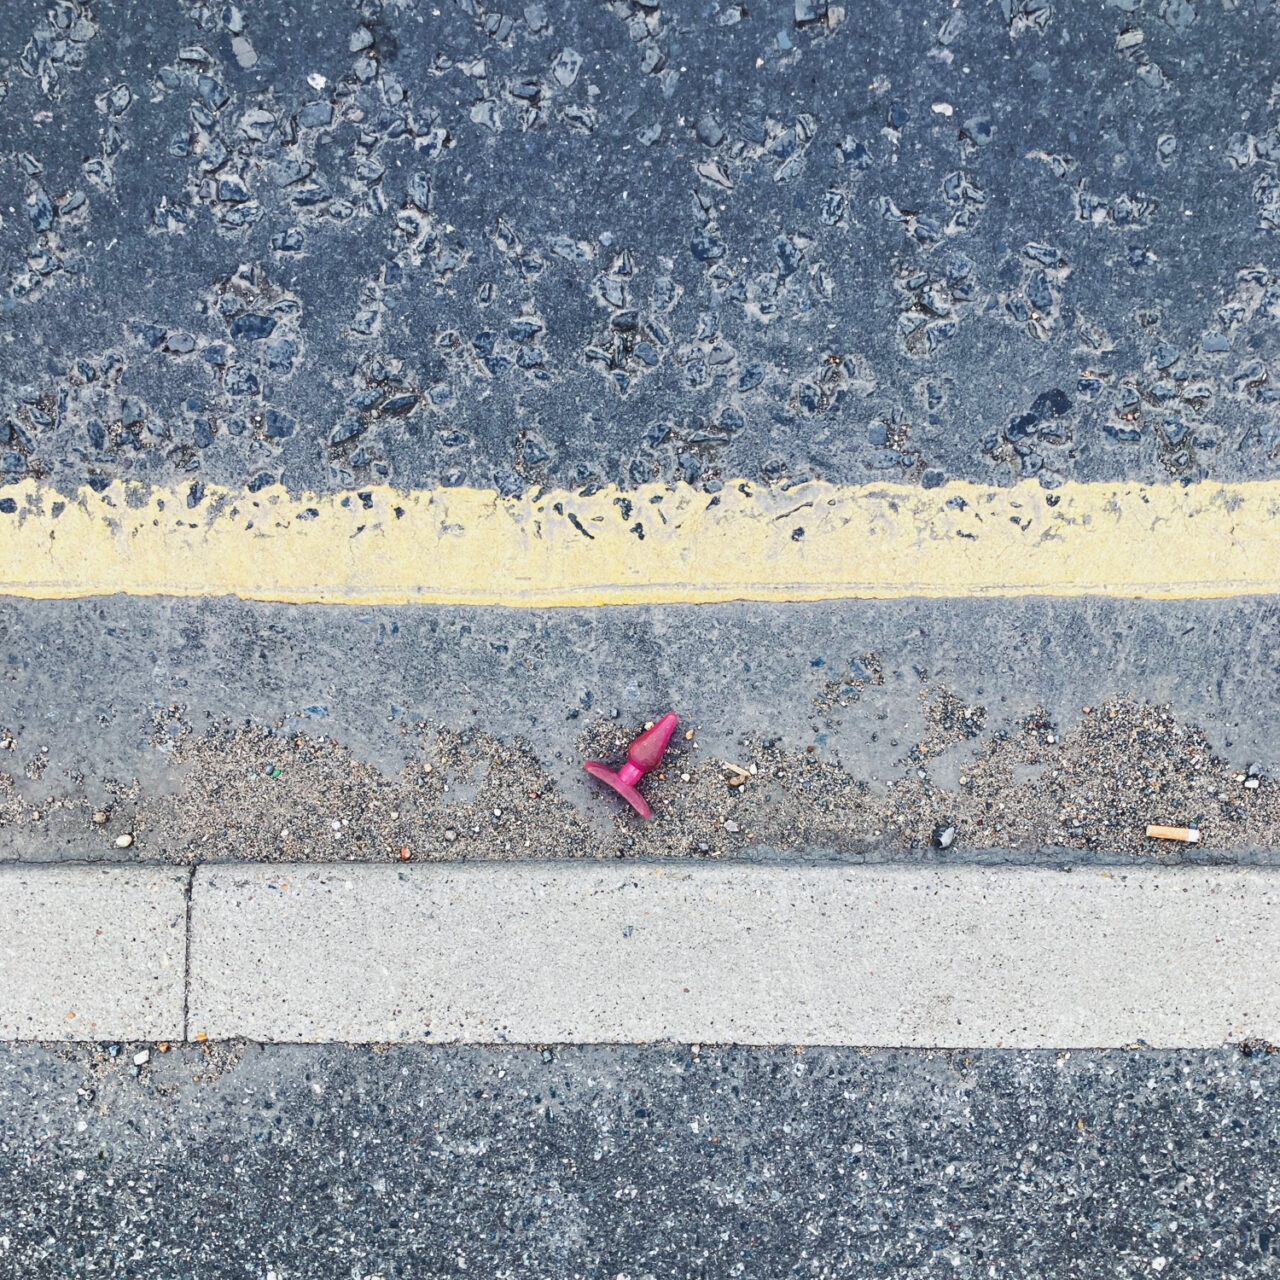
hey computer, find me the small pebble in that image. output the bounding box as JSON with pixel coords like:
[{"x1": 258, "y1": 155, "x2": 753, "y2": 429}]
[
  {"x1": 133, "y1": 1050, "x2": 149, "y2": 1066},
  {"x1": 91, "y1": 811, "x2": 108, "y2": 825},
  {"x1": 444, "y1": 829, "x2": 457, "y2": 842},
  {"x1": 115, "y1": 833, "x2": 134, "y2": 848},
  {"x1": 725, "y1": 820, "x2": 740, "y2": 833}
]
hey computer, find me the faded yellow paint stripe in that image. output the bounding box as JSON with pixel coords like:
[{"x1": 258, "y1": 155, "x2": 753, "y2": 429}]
[{"x1": 0, "y1": 477, "x2": 1276, "y2": 606}]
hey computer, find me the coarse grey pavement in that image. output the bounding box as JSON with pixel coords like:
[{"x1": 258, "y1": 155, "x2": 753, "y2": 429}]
[
  {"x1": 3, "y1": 0, "x2": 1280, "y2": 498},
  {"x1": 1, "y1": 1039, "x2": 1277, "y2": 1278},
  {"x1": 0, "y1": 864, "x2": 186, "y2": 1042}
]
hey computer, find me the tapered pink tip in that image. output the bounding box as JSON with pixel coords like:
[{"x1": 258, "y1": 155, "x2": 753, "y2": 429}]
[{"x1": 627, "y1": 712, "x2": 679, "y2": 772}]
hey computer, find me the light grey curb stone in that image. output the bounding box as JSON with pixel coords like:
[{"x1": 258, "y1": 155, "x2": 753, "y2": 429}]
[
  {"x1": 188, "y1": 863, "x2": 1280, "y2": 1048},
  {"x1": 0, "y1": 866, "x2": 188, "y2": 1041}
]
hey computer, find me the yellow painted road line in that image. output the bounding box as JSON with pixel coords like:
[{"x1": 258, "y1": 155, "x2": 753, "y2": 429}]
[{"x1": 0, "y1": 477, "x2": 1276, "y2": 606}]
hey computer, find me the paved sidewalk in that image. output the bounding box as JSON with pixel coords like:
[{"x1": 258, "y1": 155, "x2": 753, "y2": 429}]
[{"x1": 5, "y1": 862, "x2": 1279, "y2": 1047}]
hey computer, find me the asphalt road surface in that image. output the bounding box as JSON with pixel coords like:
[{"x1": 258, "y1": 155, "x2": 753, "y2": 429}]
[
  {"x1": 3, "y1": 0, "x2": 1280, "y2": 497},
  {"x1": 3, "y1": 1042, "x2": 1279, "y2": 1278},
  {"x1": 4, "y1": 0, "x2": 1280, "y2": 1276}
]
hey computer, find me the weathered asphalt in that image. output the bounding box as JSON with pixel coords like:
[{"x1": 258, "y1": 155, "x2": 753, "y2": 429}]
[
  {"x1": 1, "y1": 1042, "x2": 1277, "y2": 1278},
  {"x1": 3, "y1": 0, "x2": 1280, "y2": 497}
]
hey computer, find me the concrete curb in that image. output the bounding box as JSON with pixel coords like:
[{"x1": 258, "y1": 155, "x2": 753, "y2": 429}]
[
  {"x1": 5, "y1": 862, "x2": 1280, "y2": 1047},
  {"x1": 0, "y1": 865, "x2": 187, "y2": 1041},
  {"x1": 192, "y1": 863, "x2": 1280, "y2": 1047}
]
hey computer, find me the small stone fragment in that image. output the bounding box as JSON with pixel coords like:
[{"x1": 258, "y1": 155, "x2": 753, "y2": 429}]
[
  {"x1": 552, "y1": 47, "x2": 583, "y2": 87},
  {"x1": 696, "y1": 113, "x2": 725, "y2": 147}
]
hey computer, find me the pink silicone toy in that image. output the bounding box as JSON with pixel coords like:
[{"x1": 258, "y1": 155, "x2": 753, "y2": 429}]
[{"x1": 584, "y1": 712, "x2": 679, "y2": 819}]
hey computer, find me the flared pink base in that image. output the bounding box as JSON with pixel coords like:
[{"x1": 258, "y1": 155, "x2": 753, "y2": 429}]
[{"x1": 582, "y1": 761, "x2": 651, "y2": 818}]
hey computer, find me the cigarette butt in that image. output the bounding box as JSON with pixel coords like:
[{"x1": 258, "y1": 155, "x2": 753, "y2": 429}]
[{"x1": 1145, "y1": 824, "x2": 1199, "y2": 843}]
